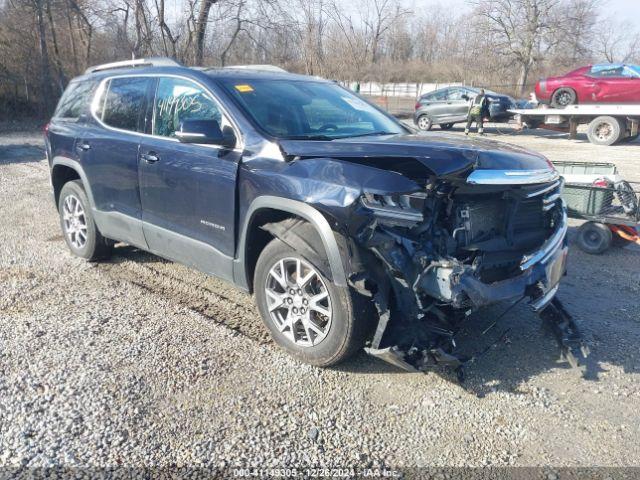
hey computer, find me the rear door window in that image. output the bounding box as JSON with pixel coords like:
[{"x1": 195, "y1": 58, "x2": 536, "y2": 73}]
[
  {"x1": 423, "y1": 90, "x2": 447, "y2": 101},
  {"x1": 54, "y1": 81, "x2": 96, "y2": 120},
  {"x1": 101, "y1": 77, "x2": 153, "y2": 132}
]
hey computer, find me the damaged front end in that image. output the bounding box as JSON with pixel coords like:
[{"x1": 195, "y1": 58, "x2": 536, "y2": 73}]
[{"x1": 353, "y1": 168, "x2": 589, "y2": 376}]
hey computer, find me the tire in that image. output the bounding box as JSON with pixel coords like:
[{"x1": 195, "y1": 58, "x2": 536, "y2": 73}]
[
  {"x1": 576, "y1": 222, "x2": 612, "y2": 254},
  {"x1": 417, "y1": 115, "x2": 433, "y2": 131},
  {"x1": 254, "y1": 227, "x2": 374, "y2": 367},
  {"x1": 587, "y1": 116, "x2": 624, "y2": 146},
  {"x1": 526, "y1": 118, "x2": 542, "y2": 129},
  {"x1": 58, "y1": 180, "x2": 112, "y2": 261},
  {"x1": 551, "y1": 87, "x2": 577, "y2": 108},
  {"x1": 440, "y1": 123, "x2": 454, "y2": 130}
]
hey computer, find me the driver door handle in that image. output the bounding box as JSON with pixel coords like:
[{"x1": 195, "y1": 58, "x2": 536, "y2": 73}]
[
  {"x1": 141, "y1": 152, "x2": 159, "y2": 164},
  {"x1": 76, "y1": 142, "x2": 91, "y2": 153}
]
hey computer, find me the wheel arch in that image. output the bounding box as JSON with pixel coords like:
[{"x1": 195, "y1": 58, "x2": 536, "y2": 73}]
[
  {"x1": 234, "y1": 196, "x2": 348, "y2": 293},
  {"x1": 51, "y1": 158, "x2": 95, "y2": 208}
]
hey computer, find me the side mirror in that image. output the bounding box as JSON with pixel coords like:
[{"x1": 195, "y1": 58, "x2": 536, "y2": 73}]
[{"x1": 176, "y1": 119, "x2": 236, "y2": 148}]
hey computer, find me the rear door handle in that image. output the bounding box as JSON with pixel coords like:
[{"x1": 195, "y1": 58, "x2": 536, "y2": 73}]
[{"x1": 141, "y1": 152, "x2": 159, "y2": 164}]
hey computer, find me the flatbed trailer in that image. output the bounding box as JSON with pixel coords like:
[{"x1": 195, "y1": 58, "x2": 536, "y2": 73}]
[{"x1": 509, "y1": 104, "x2": 640, "y2": 146}]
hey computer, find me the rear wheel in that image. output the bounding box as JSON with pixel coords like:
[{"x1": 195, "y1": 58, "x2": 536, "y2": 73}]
[
  {"x1": 576, "y1": 222, "x2": 612, "y2": 254},
  {"x1": 587, "y1": 116, "x2": 624, "y2": 146},
  {"x1": 58, "y1": 180, "x2": 112, "y2": 261},
  {"x1": 440, "y1": 123, "x2": 454, "y2": 130},
  {"x1": 254, "y1": 225, "x2": 374, "y2": 367},
  {"x1": 551, "y1": 88, "x2": 577, "y2": 108},
  {"x1": 417, "y1": 115, "x2": 433, "y2": 131}
]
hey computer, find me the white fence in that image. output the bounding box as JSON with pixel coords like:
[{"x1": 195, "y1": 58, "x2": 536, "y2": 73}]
[{"x1": 346, "y1": 82, "x2": 464, "y2": 98}]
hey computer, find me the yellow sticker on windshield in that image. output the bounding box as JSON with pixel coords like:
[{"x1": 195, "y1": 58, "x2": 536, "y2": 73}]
[{"x1": 235, "y1": 84, "x2": 254, "y2": 93}]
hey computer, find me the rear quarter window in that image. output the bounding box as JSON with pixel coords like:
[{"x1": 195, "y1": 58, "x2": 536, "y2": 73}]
[{"x1": 54, "y1": 81, "x2": 97, "y2": 120}]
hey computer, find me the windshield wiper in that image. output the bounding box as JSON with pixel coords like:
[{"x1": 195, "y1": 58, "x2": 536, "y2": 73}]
[
  {"x1": 341, "y1": 131, "x2": 398, "y2": 138},
  {"x1": 284, "y1": 134, "x2": 334, "y2": 141}
]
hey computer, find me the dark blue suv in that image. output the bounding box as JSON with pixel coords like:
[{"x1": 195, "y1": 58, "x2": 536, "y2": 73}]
[{"x1": 46, "y1": 58, "x2": 586, "y2": 374}]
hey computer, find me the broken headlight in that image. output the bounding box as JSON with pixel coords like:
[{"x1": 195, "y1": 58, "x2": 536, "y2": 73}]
[{"x1": 361, "y1": 192, "x2": 425, "y2": 224}]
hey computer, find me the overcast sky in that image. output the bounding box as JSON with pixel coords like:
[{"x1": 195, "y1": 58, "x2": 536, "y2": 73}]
[{"x1": 410, "y1": 0, "x2": 640, "y2": 22}]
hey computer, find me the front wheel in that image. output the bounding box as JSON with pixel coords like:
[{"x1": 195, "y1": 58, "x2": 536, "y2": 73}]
[
  {"x1": 254, "y1": 229, "x2": 373, "y2": 366},
  {"x1": 417, "y1": 115, "x2": 433, "y2": 131},
  {"x1": 58, "y1": 180, "x2": 112, "y2": 261}
]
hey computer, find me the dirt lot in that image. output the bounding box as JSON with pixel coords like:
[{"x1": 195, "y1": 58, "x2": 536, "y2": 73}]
[{"x1": 1, "y1": 123, "x2": 640, "y2": 473}]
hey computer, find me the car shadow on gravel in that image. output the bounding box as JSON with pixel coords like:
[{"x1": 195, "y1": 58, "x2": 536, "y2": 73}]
[{"x1": 0, "y1": 144, "x2": 45, "y2": 164}]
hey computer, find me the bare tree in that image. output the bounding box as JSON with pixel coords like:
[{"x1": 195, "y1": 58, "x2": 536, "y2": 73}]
[
  {"x1": 597, "y1": 17, "x2": 640, "y2": 63},
  {"x1": 32, "y1": 0, "x2": 56, "y2": 111},
  {"x1": 155, "y1": 0, "x2": 180, "y2": 58},
  {"x1": 363, "y1": 0, "x2": 409, "y2": 64},
  {"x1": 194, "y1": 0, "x2": 220, "y2": 65},
  {"x1": 1, "y1": 0, "x2": 639, "y2": 120},
  {"x1": 473, "y1": 0, "x2": 560, "y2": 95}
]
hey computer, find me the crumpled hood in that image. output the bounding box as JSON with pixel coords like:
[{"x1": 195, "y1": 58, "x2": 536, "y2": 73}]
[{"x1": 279, "y1": 133, "x2": 554, "y2": 179}]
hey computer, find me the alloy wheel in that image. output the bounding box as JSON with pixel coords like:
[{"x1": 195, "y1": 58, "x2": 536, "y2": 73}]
[
  {"x1": 62, "y1": 194, "x2": 88, "y2": 249},
  {"x1": 556, "y1": 91, "x2": 573, "y2": 106},
  {"x1": 264, "y1": 257, "x2": 332, "y2": 347}
]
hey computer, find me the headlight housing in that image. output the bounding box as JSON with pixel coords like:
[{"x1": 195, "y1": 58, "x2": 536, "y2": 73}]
[{"x1": 361, "y1": 192, "x2": 425, "y2": 225}]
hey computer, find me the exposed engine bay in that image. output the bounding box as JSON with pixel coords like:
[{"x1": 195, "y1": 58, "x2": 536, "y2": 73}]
[
  {"x1": 350, "y1": 174, "x2": 589, "y2": 378},
  {"x1": 268, "y1": 136, "x2": 592, "y2": 379}
]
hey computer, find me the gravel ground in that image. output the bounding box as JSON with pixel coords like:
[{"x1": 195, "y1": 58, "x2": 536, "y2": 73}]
[{"x1": 1, "y1": 124, "x2": 640, "y2": 474}]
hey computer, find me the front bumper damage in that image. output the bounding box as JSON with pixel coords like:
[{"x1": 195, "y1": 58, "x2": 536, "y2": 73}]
[{"x1": 357, "y1": 200, "x2": 589, "y2": 378}]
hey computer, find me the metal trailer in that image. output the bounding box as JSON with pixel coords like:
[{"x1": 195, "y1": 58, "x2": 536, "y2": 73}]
[
  {"x1": 553, "y1": 161, "x2": 640, "y2": 253},
  {"x1": 509, "y1": 104, "x2": 640, "y2": 146}
]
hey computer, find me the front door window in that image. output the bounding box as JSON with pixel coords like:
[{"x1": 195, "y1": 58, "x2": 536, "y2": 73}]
[{"x1": 153, "y1": 78, "x2": 223, "y2": 138}]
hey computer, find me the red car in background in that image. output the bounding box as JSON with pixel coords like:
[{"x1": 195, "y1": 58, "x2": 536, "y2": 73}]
[{"x1": 535, "y1": 64, "x2": 640, "y2": 107}]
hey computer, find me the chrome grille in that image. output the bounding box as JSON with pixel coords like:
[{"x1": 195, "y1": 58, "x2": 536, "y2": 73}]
[{"x1": 521, "y1": 178, "x2": 564, "y2": 212}]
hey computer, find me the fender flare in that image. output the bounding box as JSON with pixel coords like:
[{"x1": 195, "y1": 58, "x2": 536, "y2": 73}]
[
  {"x1": 234, "y1": 196, "x2": 348, "y2": 289},
  {"x1": 51, "y1": 157, "x2": 96, "y2": 208}
]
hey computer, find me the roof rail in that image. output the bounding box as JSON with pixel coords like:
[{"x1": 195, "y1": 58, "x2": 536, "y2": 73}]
[
  {"x1": 84, "y1": 57, "x2": 181, "y2": 75},
  {"x1": 224, "y1": 64, "x2": 287, "y2": 73}
]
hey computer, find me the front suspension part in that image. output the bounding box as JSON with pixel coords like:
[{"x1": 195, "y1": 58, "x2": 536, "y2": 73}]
[{"x1": 538, "y1": 297, "x2": 590, "y2": 368}]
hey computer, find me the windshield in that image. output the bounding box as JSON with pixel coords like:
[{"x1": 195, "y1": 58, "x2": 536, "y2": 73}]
[{"x1": 218, "y1": 78, "x2": 405, "y2": 139}]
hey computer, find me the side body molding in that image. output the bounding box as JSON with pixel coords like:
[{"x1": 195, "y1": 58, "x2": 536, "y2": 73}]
[{"x1": 235, "y1": 196, "x2": 348, "y2": 290}]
